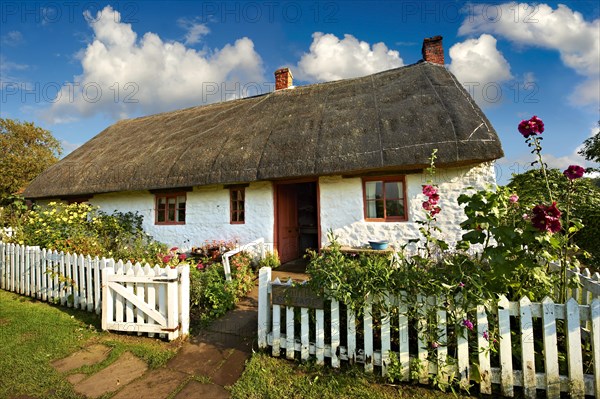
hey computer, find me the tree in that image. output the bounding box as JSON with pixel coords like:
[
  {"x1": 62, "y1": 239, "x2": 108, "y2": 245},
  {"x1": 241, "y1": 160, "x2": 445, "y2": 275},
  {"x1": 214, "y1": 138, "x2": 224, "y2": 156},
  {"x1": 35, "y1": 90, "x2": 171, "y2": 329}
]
[
  {"x1": 507, "y1": 168, "x2": 600, "y2": 268},
  {"x1": 0, "y1": 118, "x2": 62, "y2": 202},
  {"x1": 578, "y1": 121, "x2": 600, "y2": 164}
]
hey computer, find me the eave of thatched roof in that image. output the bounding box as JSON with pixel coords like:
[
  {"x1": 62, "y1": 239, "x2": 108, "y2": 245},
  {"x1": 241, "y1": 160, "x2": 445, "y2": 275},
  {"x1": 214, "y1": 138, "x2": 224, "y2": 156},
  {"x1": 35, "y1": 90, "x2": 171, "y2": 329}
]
[{"x1": 24, "y1": 62, "x2": 503, "y2": 199}]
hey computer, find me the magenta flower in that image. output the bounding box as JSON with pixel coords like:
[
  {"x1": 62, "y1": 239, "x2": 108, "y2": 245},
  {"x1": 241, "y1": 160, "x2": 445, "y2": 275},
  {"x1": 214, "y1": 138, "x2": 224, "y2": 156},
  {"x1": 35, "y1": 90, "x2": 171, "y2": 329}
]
[
  {"x1": 463, "y1": 319, "x2": 474, "y2": 330},
  {"x1": 509, "y1": 194, "x2": 519, "y2": 204},
  {"x1": 531, "y1": 202, "x2": 562, "y2": 234},
  {"x1": 196, "y1": 263, "x2": 205, "y2": 270},
  {"x1": 458, "y1": 282, "x2": 465, "y2": 288},
  {"x1": 422, "y1": 201, "x2": 433, "y2": 210},
  {"x1": 178, "y1": 253, "x2": 187, "y2": 261},
  {"x1": 422, "y1": 185, "x2": 437, "y2": 197},
  {"x1": 518, "y1": 115, "x2": 545, "y2": 138},
  {"x1": 563, "y1": 165, "x2": 584, "y2": 180},
  {"x1": 431, "y1": 341, "x2": 439, "y2": 349},
  {"x1": 430, "y1": 206, "x2": 441, "y2": 216},
  {"x1": 162, "y1": 254, "x2": 173, "y2": 264},
  {"x1": 483, "y1": 331, "x2": 489, "y2": 341}
]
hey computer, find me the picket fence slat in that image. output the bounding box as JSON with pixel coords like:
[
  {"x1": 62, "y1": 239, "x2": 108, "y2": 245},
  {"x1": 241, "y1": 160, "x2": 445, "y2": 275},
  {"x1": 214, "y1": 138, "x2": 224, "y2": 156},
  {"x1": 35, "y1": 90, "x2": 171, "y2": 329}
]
[
  {"x1": 566, "y1": 298, "x2": 585, "y2": 398},
  {"x1": 398, "y1": 293, "x2": 410, "y2": 381},
  {"x1": 591, "y1": 299, "x2": 600, "y2": 398},
  {"x1": 381, "y1": 295, "x2": 391, "y2": 377},
  {"x1": 437, "y1": 296, "x2": 448, "y2": 385},
  {"x1": 541, "y1": 297, "x2": 560, "y2": 398},
  {"x1": 498, "y1": 296, "x2": 514, "y2": 397},
  {"x1": 330, "y1": 299, "x2": 340, "y2": 368},
  {"x1": 316, "y1": 309, "x2": 325, "y2": 366},
  {"x1": 286, "y1": 306, "x2": 295, "y2": 360},
  {"x1": 363, "y1": 297, "x2": 374, "y2": 373},
  {"x1": 417, "y1": 294, "x2": 429, "y2": 384},
  {"x1": 455, "y1": 294, "x2": 470, "y2": 390},
  {"x1": 347, "y1": 308, "x2": 356, "y2": 364},
  {"x1": 272, "y1": 304, "x2": 281, "y2": 357}
]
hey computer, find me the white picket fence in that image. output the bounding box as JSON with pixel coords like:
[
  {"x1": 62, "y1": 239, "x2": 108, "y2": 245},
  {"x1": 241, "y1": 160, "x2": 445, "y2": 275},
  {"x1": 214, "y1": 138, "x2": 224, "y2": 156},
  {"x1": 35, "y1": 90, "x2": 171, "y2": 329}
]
[
  {"x1": 258, "y1": 267, "x2": 600, "y2": 398},
  {"x1": 0, "y1": 241, "x2": 189, "y2": 340}
]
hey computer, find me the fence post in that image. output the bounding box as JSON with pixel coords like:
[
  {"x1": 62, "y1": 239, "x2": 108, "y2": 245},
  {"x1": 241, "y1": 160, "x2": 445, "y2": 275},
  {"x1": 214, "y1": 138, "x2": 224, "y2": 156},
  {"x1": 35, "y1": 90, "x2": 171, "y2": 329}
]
[
  {"x1": 258, "y1": 267, "x2": 271, "y2": 349},
  {"x1": 0, "y1": 241, "x2": 4, "y2": 290},
  {"x1": 178, "y1": 264, "x2": 190, "y2": 337},
  {"x1": 166, "y1": 267, "x2": 179, "y2": 340},
  {"x1": 101, "y1": 267, "x2": 114, "y2": 331}
]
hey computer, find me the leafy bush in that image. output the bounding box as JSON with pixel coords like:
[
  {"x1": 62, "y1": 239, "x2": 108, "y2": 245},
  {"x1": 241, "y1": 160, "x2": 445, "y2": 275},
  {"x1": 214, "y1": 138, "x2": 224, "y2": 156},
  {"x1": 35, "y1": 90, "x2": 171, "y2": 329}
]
[
  {"x1": 7, "y1": 201, "x2": 166, "y2": 263},
  {"x1": 189, "y1": 251, "x2": 255, "y2": 324}
]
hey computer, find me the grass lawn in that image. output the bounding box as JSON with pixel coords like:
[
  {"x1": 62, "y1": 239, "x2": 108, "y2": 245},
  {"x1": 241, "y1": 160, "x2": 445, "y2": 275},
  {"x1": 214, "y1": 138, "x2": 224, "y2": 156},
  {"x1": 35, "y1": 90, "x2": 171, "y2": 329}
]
[
  {"x1": 0, "y1": 290, "x2": 179, "y2": 399},
  {"x1": 230, "y1": 352, "x2": 479, "y2": 399}
]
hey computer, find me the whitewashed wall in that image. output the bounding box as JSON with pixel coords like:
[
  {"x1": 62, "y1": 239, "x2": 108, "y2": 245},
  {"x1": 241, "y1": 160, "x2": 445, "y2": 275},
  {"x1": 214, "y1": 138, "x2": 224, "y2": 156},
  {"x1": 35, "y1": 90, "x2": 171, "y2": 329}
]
[
  {"x1": 89, "y1": 182, "x2": 274, "y2": 249},
  {"x1": 318, "y1": 162, "x2": 497, "y2": 250}
]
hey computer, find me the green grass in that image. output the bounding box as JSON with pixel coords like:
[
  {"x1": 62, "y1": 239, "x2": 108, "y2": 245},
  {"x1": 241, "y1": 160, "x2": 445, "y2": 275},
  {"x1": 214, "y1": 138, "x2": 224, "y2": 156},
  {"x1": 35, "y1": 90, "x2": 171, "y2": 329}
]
[
  {"x1": 229, "y1": 352, "x2": 477, "y2": 399},
  {"x1": 0, "y1": 290, "x2": 179, "y2": 399}
]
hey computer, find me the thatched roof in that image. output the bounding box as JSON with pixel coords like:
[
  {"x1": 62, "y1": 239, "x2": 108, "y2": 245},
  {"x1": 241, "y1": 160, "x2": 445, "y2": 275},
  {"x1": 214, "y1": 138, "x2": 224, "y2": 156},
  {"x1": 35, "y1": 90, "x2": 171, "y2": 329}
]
[{"x1": 24, "y1": 62, "x2": 503, "y2": 199}]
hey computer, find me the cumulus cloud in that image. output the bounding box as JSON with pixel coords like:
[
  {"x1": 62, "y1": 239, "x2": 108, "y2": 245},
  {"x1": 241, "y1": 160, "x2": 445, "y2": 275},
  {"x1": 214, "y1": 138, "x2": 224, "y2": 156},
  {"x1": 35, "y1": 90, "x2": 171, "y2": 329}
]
[
  {"x1": 459, "y1": 2, "x2": 600, "y2": 106},
  {"x1": 45, "y1": 6, "x2": 265, "y2": 123},
  {"x1": 448, "y1": 34, "x2": 513, "y2": 105},
  {"x1": 296, "y1": 32, "x2": 404, "y2": 83}
]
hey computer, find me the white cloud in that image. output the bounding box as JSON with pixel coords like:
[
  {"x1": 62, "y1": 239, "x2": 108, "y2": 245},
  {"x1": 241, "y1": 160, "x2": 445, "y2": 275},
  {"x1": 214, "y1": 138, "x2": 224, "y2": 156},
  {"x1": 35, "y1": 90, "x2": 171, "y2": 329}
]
[
  {"x1": 178, "y1": 18, "x2": 210, "y2": 45},
  {"x1": 459, "y1": 2, "x2": 600, "y2": 106},
  {"x1": 448, "y1": 34, "x2": 513, "y2": 105},
  {"x1": 0, "y1": 56, "x2": 29, "y2": 91},
  {"x1": 296, "y1": 32, "x2": 404, "y2": 83},
  {"x1": 2, "y1": 31, "x2": 24, "y2": 46},
  {"x1": 45, "y1": 6, "x2": 265, "y2": 123},
  {"x1": 60, "y1": 140, "x2": 83, "y2": 155}
]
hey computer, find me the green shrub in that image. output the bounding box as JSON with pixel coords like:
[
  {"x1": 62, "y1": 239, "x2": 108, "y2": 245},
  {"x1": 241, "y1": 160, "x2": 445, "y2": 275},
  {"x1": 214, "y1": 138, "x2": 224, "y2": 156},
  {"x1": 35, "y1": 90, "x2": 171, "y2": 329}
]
[{"x1": 189, "y1": 251, "x2": 255, "y2": 324}]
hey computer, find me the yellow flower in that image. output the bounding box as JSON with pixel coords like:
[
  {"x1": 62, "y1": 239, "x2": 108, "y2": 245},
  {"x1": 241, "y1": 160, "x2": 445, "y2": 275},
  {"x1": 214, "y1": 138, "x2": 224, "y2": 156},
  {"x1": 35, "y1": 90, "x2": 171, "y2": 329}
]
[{"x1": 62, "y1": 217, "x2": 68, "y2": 222}]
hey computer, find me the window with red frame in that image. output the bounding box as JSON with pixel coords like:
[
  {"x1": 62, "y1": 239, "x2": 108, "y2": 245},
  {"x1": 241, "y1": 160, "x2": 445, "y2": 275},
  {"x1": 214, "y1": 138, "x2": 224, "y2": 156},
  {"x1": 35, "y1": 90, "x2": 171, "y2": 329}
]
[
  {"x1": 230, "y1": 187, "x2": 245, "y2": 224},
  {"x1": 363, "y1": 177, "x2": 407, "y2": 221},
  {"x1": 155, "y1": 193, "x2": 186, "y2": 224}
]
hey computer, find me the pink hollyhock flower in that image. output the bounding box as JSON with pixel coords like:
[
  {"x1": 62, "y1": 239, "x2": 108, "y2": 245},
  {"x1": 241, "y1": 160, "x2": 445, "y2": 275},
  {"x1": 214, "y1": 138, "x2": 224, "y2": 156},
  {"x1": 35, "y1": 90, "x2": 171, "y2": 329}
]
[
  {"x1": 196, "y1": 263, "x2": 205, "y2": 270},
  {"x1": 563, "y1": 165, "x2": 585, "y2": 180},
  {"x1": 463, "y1": 319, "x2": 474, "y2": 330},
  {"x1": 422, "y1": 201, "x2": 432, "y2": 210},
  {"x1": 162, "y1": 254, "x2": 173, "y2": 264},
  {"x1": 509, "y1": 194, "x2": 519, "y2": 204},
  {"x1": 531, "y1": 202, "x2": 562, "y2": 234},
  {"x1": 431, "y1": 341, "x2": 439, "y2": 349},
  {"x1": 483, "y1": 331, "x2": 489, "y2": 341},
  {"x1": 178, "y1": 253, "x2": 187, "y2": 261},
  {"x1": 430, "y1": 206, "x2": 441, "y2": 216},
  {"x1": 428, "y1": 193, "x2": 440, "y2": 205},
  {"x1": 422, "y1": 185, "x2": 437, "y2": 197},
  {"x1": 518, "y1": 115, "x2": 544, "y2": 138},
  {"x1": 458, "y1": 282, "x2": 465, "y2": 288},
  {"x1": 170, "y1": 247, "x2": 179, "y2": 252}
]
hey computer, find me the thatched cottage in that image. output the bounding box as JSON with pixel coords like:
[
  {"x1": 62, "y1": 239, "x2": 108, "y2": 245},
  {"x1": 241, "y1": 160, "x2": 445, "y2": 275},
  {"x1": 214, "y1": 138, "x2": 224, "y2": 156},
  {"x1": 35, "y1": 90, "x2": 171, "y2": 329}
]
[{"x1": 24, "y1": 36, "x2": 503, "y2": 263}]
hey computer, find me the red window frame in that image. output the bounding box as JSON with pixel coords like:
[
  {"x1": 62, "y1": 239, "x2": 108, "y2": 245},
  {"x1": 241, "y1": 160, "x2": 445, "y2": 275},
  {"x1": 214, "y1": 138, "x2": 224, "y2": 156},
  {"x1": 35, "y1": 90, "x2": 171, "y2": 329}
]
[
  {"x1": 155, "y1": 193, "x2": 186, "y2": 225},
  {"x1": 362, "y1": 176, "x2": 408, "y2": 222},
  {"x1": 230, "y1": 187, "x2": 245, "y2": 224}
]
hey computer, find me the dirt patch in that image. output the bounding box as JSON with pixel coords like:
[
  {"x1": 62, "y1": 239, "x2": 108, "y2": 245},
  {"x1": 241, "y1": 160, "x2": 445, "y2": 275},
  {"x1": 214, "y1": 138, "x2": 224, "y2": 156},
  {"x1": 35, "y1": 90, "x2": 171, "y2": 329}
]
[
  {"x1": 52, "y1": 344, "x2": 112, "y2": 373},
  {"x1": 73, "y1": 352, "x2": 148, "y2": 398},
  {"x1": 0, "y1": 317, "x2": 10, "y2": 327}
]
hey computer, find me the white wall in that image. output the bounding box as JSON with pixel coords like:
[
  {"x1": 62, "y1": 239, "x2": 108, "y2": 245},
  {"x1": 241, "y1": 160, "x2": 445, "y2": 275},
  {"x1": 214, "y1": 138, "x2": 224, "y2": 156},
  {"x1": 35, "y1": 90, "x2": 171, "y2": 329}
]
[
  {"x1": 318, "y1": 162, "x2": 497, "y2": 250},
  {"x1": 90, "y1": 182, "x2": 274, "y2": 249}
]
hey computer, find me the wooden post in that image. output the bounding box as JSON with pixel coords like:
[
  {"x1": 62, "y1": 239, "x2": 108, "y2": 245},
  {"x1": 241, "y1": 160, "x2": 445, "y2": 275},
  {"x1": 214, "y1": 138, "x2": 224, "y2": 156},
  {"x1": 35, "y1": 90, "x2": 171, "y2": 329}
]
[
  {"x1": 101, "y1": 267, "x2": 114, "y2": 331},
  {"x1": 257, "y1": 267, "x2": 272, "y2": 349},
  {"x1": 541, "y1": 297, "x2": 560, "y2": 398},
  {"x1": 178, "y1": 264, "x2": 190, "y2": 337}
]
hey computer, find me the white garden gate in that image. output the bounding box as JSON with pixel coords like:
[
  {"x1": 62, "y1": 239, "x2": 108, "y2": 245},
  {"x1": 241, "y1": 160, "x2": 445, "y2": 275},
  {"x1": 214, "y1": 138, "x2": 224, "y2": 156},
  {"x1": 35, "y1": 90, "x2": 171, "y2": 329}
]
[{"x1": 102, "y1": 262, "x2": 189, "y2": 340}]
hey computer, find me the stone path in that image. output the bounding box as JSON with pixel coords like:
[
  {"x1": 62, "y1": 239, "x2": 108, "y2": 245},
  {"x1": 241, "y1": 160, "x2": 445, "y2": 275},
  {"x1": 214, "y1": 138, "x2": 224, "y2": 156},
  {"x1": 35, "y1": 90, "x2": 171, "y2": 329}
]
[{"x1": 49, "y1": 266, "x2": 307, "y2": 399}]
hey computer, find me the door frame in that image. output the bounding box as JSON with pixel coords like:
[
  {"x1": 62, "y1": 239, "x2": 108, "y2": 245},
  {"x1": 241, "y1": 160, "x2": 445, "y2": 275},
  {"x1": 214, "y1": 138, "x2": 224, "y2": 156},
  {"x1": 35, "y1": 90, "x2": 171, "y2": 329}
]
[{"x1": 273, "y1": 178, "x2": 321, "y2": 261}]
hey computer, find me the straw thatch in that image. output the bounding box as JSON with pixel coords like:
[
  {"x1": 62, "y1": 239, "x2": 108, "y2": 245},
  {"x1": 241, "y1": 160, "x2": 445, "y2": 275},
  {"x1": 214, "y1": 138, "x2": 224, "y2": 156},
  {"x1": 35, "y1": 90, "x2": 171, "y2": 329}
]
[{"x1": 24, "y1": 62, "x2": 503, "y2": 199}]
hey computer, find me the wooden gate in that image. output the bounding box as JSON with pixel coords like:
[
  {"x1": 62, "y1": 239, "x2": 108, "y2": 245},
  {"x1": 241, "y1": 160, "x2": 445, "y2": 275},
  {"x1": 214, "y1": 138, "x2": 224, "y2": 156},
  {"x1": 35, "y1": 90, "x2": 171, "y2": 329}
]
[{"x1": 101, "y1": 262, "x2": 189, "y2": 340}]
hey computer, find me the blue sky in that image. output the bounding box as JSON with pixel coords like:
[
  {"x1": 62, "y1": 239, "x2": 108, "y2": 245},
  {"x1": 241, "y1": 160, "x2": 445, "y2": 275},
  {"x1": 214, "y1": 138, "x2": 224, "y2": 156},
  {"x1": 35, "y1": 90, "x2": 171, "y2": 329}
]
[{"x1": 1, "y1": 1, "x2": 599, "y2": 184}]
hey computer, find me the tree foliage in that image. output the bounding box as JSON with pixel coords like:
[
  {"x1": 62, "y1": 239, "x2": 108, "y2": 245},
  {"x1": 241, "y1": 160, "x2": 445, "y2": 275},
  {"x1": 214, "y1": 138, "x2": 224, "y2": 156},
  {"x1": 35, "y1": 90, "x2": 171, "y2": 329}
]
[
  {"x1": 578, "y1": 121, "x2": 600, "y2": 164},
  {"x1": 507, "y1": 168, "x2": 600, "y2": 267},
  {"x1": 0, "y1": 118, "x2": 62, "y2": 202}
]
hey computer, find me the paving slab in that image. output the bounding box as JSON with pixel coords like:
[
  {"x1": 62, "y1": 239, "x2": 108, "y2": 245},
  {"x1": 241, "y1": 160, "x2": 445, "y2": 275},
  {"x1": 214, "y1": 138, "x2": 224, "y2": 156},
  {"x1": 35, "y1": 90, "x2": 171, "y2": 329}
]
[
  {"x1": 111, "y1": 369, "x2": 189, "y2": 399},
  {"x1": 168, "y1": 342, "x2": 228, "y2": 375},
  {"x1": 73, "y1": 352, "x2": 148, "y2": 398},
  {"x1": 52, "y1": 344, "x2": 111, "y2": 373},
  {"x1": 174, "y1": 380, "x2": 229, "y2": 399},
  {"x1": 209, "y1": 348, "x2": 251, "y2": 386},
  {"x1": 66, "y1": 373, "x2": 87, "y2": 385}
]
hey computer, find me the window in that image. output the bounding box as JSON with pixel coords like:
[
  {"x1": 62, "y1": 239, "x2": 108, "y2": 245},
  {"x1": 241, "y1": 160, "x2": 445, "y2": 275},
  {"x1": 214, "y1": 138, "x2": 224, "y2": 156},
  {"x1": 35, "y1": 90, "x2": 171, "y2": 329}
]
[
  {"x1": 155, "y1": 193, "x2": 186, "y2": 225},
  {"x1": 230, "y1": 187, "x2": 245, "y2": 224},
  {"x1": 363, "y1": 177, "x2": 407, "y2": 222}
]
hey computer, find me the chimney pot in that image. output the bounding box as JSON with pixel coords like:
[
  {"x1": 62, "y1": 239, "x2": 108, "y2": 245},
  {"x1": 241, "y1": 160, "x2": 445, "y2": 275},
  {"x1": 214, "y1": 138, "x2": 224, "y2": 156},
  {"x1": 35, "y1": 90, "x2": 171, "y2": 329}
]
[
  {"x1": 274, "y1": 68, "x2": 293, "y2": 90},
  {"x1": 422, "y1": 36, "x2": 444, "y2": 65}
]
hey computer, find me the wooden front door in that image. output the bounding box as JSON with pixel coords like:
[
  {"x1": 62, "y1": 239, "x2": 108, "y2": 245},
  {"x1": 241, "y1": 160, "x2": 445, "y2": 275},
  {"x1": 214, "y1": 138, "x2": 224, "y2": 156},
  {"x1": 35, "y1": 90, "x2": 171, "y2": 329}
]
[{"x1": 277, "y1": 185, "x2": 299, "y2": 264}]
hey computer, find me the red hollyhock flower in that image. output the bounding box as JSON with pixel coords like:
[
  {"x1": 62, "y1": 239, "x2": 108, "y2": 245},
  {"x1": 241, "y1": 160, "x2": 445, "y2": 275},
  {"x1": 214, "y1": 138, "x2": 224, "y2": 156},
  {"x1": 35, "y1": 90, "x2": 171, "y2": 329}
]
[
  {"x1": 531, "y1": 202, "x2": 562, "y2": 233},
  {"x1": 162, "y1": 254, "x2": 173, "y2": 263},
  {"x1": 422, "y1": 185, "x2": 437, "y2": 197},
  {"x1": 178, "y1": 253, "x2": 187, "y2": 261},
  {"x1": 563, "y1": 165, "x2": 584, "y2": 180},
  {"x1": 518, "y1": 115, "x2": 544, "y2": 137}
]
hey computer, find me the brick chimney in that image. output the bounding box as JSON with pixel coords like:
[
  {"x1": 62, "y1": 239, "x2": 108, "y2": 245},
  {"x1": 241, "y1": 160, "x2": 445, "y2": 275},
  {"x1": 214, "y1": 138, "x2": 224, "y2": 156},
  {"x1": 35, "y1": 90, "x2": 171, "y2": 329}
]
[
  {"x1": 274, "y1": 68, "x2": 293, "y2": 90},
  {"x1": 422, "y1": 36, "x2": 444, "y2": 65}
]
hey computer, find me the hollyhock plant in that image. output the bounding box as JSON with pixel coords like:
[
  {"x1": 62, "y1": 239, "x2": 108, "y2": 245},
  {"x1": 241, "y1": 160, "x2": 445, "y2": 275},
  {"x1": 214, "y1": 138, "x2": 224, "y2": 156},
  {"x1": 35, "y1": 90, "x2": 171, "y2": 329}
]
[
  {"x1": 531, "y1": 202, "x2": 562, "y2": 234},
  {"x1": 462, "y1": 319, "x2": 474, "y2": 331},
  {"x1": 158, "y1": 247, "x2": 189, "y2": 268},
  {"x1": 563, "y1": 165, "x2": 584, "y2": 180},
  {"x1": 509, "y1": 194, "x2": 519, "y2": 204}
]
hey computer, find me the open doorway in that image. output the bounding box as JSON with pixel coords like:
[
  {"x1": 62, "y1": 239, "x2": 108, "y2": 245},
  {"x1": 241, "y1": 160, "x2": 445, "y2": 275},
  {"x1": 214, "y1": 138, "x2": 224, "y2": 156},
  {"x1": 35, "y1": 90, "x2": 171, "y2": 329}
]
[{"x1": 275, "y1": 181, "x2": 319, "y2": 264}]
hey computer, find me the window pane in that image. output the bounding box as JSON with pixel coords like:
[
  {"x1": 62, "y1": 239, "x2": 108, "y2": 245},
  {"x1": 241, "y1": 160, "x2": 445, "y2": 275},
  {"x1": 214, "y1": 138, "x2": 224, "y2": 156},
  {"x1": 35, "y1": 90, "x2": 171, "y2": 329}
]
[
  {"x1": 385, "y1": 182, "x2": 403, "y2": 199},
  {"x1": 238, "y1": 211, "x2": 244, "y2": 222},
  {"x1": 367, "y1": 200, "x2": 384, "y2": 218},
  {"x1": 365, "y1": 181, "x2": 382, "y2": 200},
  {"x1": 157, "y1": 210, "x2": 165, "y2": 222},
  {"x1": 178, "y1": 208, "x2": 185, "y2": 223},
  {"x1": 177, "y1": 196, "x2": 185, "y2": 206},
  {"x1": 386, "y1": 200, "x2": 405, "y2": 217}
]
